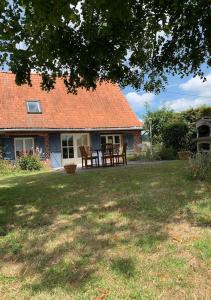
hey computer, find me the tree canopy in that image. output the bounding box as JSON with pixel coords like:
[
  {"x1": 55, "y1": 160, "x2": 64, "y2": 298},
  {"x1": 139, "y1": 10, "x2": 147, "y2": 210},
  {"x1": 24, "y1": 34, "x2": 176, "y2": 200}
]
[
  {"x1": 0, "y1": 0, "x2": 210, "y2": 93},
  {"x1": 144, "y1": 105, "x2": 211, "y2": 151}
]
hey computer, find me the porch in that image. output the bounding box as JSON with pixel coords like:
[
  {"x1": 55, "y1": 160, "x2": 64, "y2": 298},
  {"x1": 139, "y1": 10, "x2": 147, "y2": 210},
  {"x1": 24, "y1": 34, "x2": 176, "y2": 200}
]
[{"x1": 0, "y1": 130, "x2": 141, "y2": 168}]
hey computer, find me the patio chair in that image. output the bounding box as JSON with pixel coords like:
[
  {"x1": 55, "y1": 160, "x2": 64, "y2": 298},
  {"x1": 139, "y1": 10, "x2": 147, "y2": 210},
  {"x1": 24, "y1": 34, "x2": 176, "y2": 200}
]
[
  {"x1": 101, "y1": 143, "x2": 114, "y2": 167},
  {"x1": 79, "y1": 146, "x2": 99, "y2": 168},
  {"x1": 113, "y1": 143, "x2": 127, "y2": 165}
]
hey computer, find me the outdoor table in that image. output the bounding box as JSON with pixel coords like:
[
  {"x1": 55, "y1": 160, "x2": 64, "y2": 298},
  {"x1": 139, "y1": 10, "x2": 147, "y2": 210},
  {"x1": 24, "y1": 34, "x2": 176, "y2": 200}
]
[{"x1": 92, "y1": 148, "x2": 102, "y2": 166}]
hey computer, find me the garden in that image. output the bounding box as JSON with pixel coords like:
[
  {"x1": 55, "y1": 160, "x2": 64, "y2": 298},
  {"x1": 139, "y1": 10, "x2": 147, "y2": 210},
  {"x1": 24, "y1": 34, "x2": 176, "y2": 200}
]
[{"x1": 0, "y1": 161, "x2": 210, "y2": 299}]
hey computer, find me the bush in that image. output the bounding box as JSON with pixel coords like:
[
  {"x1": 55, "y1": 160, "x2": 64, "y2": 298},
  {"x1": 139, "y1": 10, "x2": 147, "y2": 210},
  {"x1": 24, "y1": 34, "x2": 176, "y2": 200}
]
[
  {"x1": 162, "y1": 121, "x2": 189, "y2": 151},
  {"x1": 158, "y1": 146, "x2": 177, "y2": 160},
  {"x1": 188, "y1": 153, "x2": 211, "y2": 181},
  {"x1": 0, "y1": 159, "x2": 17, "y2": 175},
  {"x1": 128, "y1": 147, "x2": 161, "y2": 161},
  {"x1": 17, "y1": 154, "x2": 42, "y2": 171}
]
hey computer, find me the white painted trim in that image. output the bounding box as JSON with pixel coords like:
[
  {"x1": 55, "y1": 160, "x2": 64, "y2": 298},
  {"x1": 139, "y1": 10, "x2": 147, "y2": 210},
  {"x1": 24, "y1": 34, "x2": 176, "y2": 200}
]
[
  {"x1": 0, "y1": 126, "x2": 142, "y2": 132},
  {"x1": 14, "y1": 137, "x2": 34, "y2": 159}
]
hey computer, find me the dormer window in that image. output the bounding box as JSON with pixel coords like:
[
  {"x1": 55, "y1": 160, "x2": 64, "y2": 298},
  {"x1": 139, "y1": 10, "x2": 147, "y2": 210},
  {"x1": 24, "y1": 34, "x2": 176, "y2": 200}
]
[{"x1": 27, "y1": 101, "x2": 41, "y2": 113}]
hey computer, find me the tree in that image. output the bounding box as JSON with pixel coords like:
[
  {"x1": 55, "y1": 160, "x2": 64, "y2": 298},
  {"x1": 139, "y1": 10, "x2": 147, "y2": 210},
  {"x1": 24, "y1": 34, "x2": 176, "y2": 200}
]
[
  {"x1": 144, "y1": 108, "x2": 175, "y2": 143},
  {"x1": 0, "y1": 0, "x2": 210, "y2": 93},
  {"x1": 162, "y1": 121, "x2": 189, "y2": 151}
]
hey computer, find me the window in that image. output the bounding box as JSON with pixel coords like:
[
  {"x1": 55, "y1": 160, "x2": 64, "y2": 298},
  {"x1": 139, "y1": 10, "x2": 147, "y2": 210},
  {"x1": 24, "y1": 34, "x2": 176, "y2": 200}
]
[
  {"x1": 100, "y1": 135, "x2": 121, "y2": 148},
  {"x1": 62, "y1": 135, "x2": 74, "y2": 159},
  {"x1": 27, "y1": 101, "x2": 41, "y2": 113},
  {"x1": 14, "y1": 138, "x2": 34, "y2": 158}
]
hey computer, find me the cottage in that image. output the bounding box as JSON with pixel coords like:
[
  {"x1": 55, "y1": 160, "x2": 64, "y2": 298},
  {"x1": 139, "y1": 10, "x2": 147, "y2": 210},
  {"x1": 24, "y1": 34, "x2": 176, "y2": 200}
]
[{"x1": 0, "y1": 72, "x2": 142, "y2": 168}]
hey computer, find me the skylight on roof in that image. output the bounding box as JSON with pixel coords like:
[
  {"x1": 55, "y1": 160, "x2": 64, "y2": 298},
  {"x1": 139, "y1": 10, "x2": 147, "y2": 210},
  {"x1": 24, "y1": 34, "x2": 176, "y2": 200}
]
[{"x1": 27, "y1": 101, "x2": 41, "y2": 113}]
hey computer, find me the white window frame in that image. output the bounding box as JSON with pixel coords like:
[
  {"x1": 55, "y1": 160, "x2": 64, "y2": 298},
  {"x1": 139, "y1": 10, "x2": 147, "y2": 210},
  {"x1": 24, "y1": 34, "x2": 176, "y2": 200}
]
[
  {"x1": 14, "y1": 137, "x2": 34, "y2": 159},
  {"x1": 100, "y1": 134, "x2": 122, "y2": 147},
  {"x1": 26, "y1": 101, "x2": 41, "y2": 113}
]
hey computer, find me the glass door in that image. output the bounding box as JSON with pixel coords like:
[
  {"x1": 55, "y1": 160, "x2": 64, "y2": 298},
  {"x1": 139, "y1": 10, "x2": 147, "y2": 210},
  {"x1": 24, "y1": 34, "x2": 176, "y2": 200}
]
[{"x1": 61, "y1": 133, "x2": 89, "y2": 166}]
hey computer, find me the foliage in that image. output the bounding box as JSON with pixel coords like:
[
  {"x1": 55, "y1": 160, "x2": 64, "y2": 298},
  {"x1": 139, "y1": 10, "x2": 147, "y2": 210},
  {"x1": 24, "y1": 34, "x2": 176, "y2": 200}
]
[
  {"x1": 161, "y1": 121, "x2": 189, "y2": 151},
  {"x1": 144, "y1": 105, "x2": 211, "y2": 152},
  {"x1": 144, "y1": 108, "x2": 175, "y2": 143},
  {"x1": 188, "y1": 153, "x2": 211, "y2": 181},
  {"x1": 0, "y1": 159, "x2": 17, "y2": 175},
  {"x1": 158, "y1": 145, "x2": 177, "y2": 160},
  {"x1": 0, "y1": 1, "x2": 210, "y2": 93},
  {"x1": 128, "y1": 146, "x2": 161, "y2": 161},
  {"x1": 17, "y1": 154, "x2": 42, "y2": 171}
]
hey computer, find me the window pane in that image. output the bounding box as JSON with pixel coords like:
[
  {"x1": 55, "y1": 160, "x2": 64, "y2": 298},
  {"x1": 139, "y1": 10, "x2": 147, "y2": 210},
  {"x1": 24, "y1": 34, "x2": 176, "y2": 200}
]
[
  {"x1": 82, "y1": 135, "x2": 88, "y2": 145},
  {"x1": 68, "y1": 136, "x2": 73, "y2": 147},
  {"x1": 15, "y1": 140, "x2": 24, "y2": 151},
  {"x1": 15, "y1": 140, "x2": 24, "y2": 157},
  {"x1": 69, "y1": 147, "x2": 74, "y2": 158},
  {"x1": 101, "y1": 136, "x2": 106, "y2": 145},
  {"x1": 107, "y1": 136, "x2": 113, "y2": 144},
  {"x1": 77, "y1": 135, "x2": 88, "y2": 147},
  {"x1": 62, "y1": 147, "x2": 68, "y2": 159},
  {"x1": 114, "y1": 136, "x2": 120, "y2": 144},
  {"x1": 25, "y1": 139, "x2": 33, "y2": 154},
  {"x1": 62, "y1": 136, "x2": 67, "y2": 147},
  {"x1": 27, "y1": 101, "x2": 41, "y2": 113}
]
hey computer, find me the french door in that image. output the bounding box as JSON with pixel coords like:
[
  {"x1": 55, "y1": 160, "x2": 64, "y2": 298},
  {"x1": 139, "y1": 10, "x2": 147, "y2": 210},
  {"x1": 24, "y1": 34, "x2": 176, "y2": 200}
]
[{"x1": 61, "y1": 133, "x2": 89, "y2": 166}]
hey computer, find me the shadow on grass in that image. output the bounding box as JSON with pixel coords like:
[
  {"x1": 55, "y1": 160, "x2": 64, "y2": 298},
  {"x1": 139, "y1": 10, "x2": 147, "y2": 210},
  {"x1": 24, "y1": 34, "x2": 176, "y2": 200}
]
[
  {"x1": 111, "y1": 257, "x2": 136, "y2": 278},
  {"x1": 0, "y1": 162, "x2": 210, "y2": 294}
]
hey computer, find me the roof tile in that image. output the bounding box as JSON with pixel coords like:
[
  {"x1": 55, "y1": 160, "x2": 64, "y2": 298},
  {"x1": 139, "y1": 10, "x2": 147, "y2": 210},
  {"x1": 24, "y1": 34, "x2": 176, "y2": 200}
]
[{"x1": 0, "y1": 72, "x2": 142, "y2": 130}]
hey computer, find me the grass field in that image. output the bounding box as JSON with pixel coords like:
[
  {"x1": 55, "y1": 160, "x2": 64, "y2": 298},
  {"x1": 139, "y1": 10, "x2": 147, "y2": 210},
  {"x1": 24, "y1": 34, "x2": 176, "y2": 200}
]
[{"x1": 0, "y1": 161, "x2": 210, "y2": 299}]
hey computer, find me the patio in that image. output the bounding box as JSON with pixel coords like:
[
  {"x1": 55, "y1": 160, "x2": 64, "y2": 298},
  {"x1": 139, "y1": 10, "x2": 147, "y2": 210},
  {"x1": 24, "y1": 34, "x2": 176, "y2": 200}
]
[{"x1": 79, "y1": 143, "x2": 127, "y2": 169}]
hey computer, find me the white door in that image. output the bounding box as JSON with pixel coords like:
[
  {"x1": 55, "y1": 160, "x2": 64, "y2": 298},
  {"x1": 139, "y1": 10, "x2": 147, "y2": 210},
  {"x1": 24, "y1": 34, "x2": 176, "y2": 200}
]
[{"x1": 61, "y1": 133, "x2": 89, "y2": 166}]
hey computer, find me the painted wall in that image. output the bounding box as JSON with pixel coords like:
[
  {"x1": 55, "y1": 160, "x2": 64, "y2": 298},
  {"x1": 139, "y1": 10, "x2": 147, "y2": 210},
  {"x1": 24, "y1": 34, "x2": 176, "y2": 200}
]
[
  {"x1": 3, "y1": 137, "x2": 15, "y2": 160},
  {"x1": 90, "y1": 132, "x2": 101, "y2": 149},
  {"x1": 123, "y1": 134, "x2": 134, "y2": 150},
  {"x1": 34, "y1": 136, "x2": 45, "y2": 159}
]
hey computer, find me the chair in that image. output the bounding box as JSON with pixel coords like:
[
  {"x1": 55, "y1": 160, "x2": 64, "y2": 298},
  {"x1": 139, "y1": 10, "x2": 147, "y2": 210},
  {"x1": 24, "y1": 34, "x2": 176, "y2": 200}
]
[
  {"x1": 79, "y1": 146, "x2": 99, "y2": 168},
  {"x1": 101, "y1": 143, "x2": 114, "y2": 167},
  {"x1": 113, "y1": 143, "x2": 127, "y2": 165}
]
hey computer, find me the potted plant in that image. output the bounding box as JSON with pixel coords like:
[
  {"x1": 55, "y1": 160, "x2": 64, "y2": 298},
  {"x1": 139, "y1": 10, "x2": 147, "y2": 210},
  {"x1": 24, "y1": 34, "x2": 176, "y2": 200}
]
[{"x1": 64, "y1": 164, "x2": 77, "y2": 174}]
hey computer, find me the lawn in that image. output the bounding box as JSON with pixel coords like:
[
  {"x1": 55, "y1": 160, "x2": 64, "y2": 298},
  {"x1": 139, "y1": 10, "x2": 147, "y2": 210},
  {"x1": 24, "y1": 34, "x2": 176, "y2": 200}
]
[{"x1": 0, "y1": 161, "x2": 210, "y2": 299}]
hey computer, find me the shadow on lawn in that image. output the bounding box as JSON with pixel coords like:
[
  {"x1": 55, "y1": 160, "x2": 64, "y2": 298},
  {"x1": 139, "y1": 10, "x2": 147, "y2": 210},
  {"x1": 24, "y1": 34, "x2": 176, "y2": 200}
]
[{"x1": 0, "y1": 165, "x2": 209, "y2": 294}]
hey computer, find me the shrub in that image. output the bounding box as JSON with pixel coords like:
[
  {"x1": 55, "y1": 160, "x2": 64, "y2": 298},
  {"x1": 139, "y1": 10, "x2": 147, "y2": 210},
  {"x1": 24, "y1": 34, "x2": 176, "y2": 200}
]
[
  {"x1": 128, "y1": 147, "x2": 161, "y2": 161},
  {"x1": 17, "y1": 154, "x2": 42, "y2": 171},
  {"x1": 162, "y1": 121, "x2": 189, "y2": 151},
  {"x1": 0, "y1": 159, "x2": 16, "y2": 175},
  {"x1": 158, "y1": 146, "x2": 177, "y2": 160},
  {"x1": 188, "y1": 153, "x2": 211, "y2": 180}
]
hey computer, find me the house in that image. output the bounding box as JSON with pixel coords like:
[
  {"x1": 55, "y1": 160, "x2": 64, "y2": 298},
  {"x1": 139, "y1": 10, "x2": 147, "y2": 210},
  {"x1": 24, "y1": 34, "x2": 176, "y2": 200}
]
[
  {"x1": 196, "y1": 116, "x2": 211, "y2": 152},
  {"x1": 0, "y1": 72, "x2": 143, "y2": 168}
]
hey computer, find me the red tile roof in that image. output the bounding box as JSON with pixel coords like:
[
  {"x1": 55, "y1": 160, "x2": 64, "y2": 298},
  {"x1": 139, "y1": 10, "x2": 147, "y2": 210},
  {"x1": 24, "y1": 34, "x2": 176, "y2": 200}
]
[{"x1": 0, "y1": 72, "x2": 142, "y2": 130}]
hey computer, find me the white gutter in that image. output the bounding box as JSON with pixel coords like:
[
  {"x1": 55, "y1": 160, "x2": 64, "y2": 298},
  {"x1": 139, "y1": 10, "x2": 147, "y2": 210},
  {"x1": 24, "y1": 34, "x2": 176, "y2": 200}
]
[{"x1": 0, "y1": 126, "x2": 143, "y2": 132}]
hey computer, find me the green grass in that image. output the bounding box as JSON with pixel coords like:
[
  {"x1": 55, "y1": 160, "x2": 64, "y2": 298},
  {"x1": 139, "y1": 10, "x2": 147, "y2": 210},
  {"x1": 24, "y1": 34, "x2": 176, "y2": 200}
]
[{"x1": 0, "y1": 161, "x2": 210, "y2": 299}]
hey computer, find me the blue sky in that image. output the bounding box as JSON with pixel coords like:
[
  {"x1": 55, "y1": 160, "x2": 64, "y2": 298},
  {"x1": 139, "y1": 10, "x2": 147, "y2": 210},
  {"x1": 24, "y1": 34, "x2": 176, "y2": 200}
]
[{"x1": 123, "y1": 66, "x2": 211, "y2": 120}]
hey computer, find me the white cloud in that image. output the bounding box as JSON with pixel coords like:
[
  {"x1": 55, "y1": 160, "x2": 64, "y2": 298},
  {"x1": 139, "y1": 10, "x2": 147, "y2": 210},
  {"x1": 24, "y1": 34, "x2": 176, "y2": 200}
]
[
  {"x1": 126, "y1": 92, "x2": 155, "y2": 114},
  {"x1": 179, "y1": 74, "x2": 211, "y2": 98},
  {"x1": 165, "y1": 97, "x2": 211, "y2": 112},
  {"x1": 164, "y1": 73, "x2": 211, "y2": 111}
]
